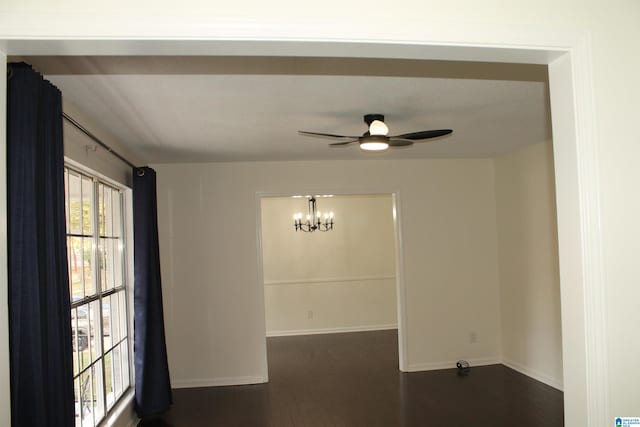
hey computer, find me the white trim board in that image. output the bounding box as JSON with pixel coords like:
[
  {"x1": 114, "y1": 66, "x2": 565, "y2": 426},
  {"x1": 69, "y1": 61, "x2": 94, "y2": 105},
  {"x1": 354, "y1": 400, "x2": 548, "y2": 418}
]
[
  {"x1": 256, "y1": 189, "x2": 409, "y2": 375},
  {"x1": 266, "y1": 324, "x2": 398, "y2": 337},
  {"x1": 172, "y1": 376, "x2": 267, "y2": 389},
  {"x1": 502, "y1": 358, "x2": 563, "y2": 391},
  {"x1": 264, "y1": 275, "x2": 395, "y2": 286}
]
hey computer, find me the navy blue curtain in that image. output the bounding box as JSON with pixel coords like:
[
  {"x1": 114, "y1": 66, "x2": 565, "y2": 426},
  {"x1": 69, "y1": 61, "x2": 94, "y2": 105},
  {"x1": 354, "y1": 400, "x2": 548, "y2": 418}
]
[
  {"x1": 133, "y1": 166, "x2": 172, "y2": 418},
  {"x1": 7, "y1": 63, "x2": 74, "y2": 426}
]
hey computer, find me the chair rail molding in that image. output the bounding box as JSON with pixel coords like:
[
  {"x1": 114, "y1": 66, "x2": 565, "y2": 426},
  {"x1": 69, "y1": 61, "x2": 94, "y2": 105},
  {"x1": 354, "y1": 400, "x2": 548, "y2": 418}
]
[{"x1": 263, "y1": 275, "x2": 396, "y2": 286}]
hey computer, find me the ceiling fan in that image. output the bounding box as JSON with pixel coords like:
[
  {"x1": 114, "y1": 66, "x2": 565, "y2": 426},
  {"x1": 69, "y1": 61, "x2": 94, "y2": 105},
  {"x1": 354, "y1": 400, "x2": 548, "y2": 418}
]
[{"x1": 298, "y1": 114, "x2": 452, "y2": 151}]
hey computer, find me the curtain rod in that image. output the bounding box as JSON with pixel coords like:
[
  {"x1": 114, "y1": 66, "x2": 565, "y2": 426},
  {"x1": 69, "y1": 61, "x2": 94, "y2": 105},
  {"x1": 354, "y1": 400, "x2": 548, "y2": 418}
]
[{"x1": 63, "y1": 112, "x2": 140, "y2": 170}]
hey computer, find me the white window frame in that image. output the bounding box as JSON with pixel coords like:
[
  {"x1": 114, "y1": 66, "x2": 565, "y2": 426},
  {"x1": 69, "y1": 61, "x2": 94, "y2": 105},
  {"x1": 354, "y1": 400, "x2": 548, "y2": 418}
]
[{"x1": 65, "y1": 160, "x2": 134, "y2": 427}]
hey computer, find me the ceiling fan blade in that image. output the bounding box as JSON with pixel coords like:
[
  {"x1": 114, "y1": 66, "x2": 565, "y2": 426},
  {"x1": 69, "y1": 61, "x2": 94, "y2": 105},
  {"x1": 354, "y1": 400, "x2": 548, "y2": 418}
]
[
  {"x1": 388, "y1": 139, "x2": 414, "y2": 147},
  {"x1": 329, "y1": 140, "x2": 357, "y2": 146},
  {"x1": 392, "y1": 129, "x2": 453, "y2": 140},
  {"x1": 298, "y1": 131, "x2": 359, "y2": 140}
]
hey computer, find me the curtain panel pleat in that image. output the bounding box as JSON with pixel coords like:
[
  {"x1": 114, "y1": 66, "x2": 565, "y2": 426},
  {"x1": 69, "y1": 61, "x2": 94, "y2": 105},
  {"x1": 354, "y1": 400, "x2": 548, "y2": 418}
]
[
  {"x1": 133, "y1": 167, "x2": 172, "y2": 418},
  {"x1": 7, "y1": 63, "x2": 75, "y2": 426}
]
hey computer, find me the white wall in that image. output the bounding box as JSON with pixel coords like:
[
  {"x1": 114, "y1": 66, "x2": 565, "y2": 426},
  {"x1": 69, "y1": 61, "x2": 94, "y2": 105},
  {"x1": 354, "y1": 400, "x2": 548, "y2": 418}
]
[
  {"x1": 495, "y1": 141, "x2": 563, "y2": 390},
  {"x1": 154, "y1": 159, "x2": 502, "y2": 387},
  {"x1": 261, "y1": 195, "x2": 397, "y2": 336}
]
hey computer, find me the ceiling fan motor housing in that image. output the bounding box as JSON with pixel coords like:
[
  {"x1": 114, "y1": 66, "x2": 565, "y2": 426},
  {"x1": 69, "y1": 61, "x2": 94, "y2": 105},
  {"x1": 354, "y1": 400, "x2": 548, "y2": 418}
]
[{"x1": 364, "y1": 114, "x2": 385, "y2": 125}]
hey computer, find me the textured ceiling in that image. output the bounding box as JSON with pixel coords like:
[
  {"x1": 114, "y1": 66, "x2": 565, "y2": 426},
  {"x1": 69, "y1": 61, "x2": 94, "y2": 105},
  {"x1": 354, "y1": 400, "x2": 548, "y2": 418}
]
[{"x1": 25, "y1": 56, "x2": 551, "y2": 163}]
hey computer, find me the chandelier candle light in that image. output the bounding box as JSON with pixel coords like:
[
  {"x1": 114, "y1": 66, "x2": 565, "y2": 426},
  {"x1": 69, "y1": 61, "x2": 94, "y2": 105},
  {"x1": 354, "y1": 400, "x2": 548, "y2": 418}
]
[{"x1": 293, "y1": 197, "x2": 334, "y2": 232}]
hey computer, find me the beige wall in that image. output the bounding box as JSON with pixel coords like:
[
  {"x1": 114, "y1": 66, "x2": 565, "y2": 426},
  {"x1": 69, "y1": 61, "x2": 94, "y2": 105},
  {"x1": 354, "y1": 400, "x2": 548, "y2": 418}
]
[
  {"x1": 495, "y1": 141, "x2": 563, "y2": 389},
  {"x1": 261, "y1": 195, "x2": 397, "y2": 335},
  {"x1": 154, "y1": 159, "x2": 503, "y2": 386}
]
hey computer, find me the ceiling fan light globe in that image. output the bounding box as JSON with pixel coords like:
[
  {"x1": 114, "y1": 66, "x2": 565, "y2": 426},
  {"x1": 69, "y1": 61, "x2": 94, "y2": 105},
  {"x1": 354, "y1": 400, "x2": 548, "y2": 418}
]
[{"x1": 369, "y1": 120, "x2": 389, "y2": 136}]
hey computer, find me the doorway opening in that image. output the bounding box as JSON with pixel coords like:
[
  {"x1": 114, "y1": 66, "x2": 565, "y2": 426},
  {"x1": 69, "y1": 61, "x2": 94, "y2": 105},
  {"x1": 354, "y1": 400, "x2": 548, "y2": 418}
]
[{"x1": 257, "y1": 192, "x2": 407, "y2": 378}]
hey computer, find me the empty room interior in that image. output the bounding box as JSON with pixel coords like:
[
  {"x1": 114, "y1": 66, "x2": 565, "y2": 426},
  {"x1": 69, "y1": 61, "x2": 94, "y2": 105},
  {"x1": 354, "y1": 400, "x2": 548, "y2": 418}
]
[{"x1": 9, "y1": 55, "x2": 565, "y2": 426}]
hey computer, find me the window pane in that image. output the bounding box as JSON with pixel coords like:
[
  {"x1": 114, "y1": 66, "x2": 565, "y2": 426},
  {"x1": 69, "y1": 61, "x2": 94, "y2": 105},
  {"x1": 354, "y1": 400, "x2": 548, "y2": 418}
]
[
  {"x1": 71, "y1": 308, "x2": 80, "y2": 376},
  {"x1": 97, "y1": 185, "x2": 104, "y2": 236},
  {"x1": 105, "y1": 187, "x2": 113, "y2": 237},
  {"x1": 121, "y1": 340, "x2": 130, "y2": 390},
  {"x1": 99, "y1": 184, "x2": 115, "y2": 237},
  {"x1": 68, "y1": 237, "x2": 84, "y2": 300},
  {"x1": 112, "y1": 190, "x2": 121, "y2": 238},
  {"x1": 83, "y1": 238, "x2": 95, "y2": 296},
  {"x1": 91, "y1": 362, "x2": 105, "y2": 425},
  {"x1": 81, "y1": 176, "x2": 93, "y2": 235},
  {"x1": 112, "y1": 345, "x2": 123, "y2": 399},
  {"x1": 113, "y1": 239, "x2": 123, "y2": 288},
  {"x1": 107, "y1": 239, "x2": 116, "y2": 290},
  {"x1": 68, "y1": 171, "x2": 82, "y2": 234},
  {"x1": 74, "y1": 377, "x2": 81, "y2": 427},
  {"x1": 79, "y1": 369, "x2": 94, "y2": 426},
  {"x1": 102, "y1": 297, "x2": 112, "y2": 351},
  {"x1": 110, "y1": 294, "x2": 120, "y2": 344},
  {"x1": 68, "y1": 242, "x2": 73, "y2": 299},
  {"x1": 65, "y1": 169, "x2": 70, "y2": 232},
  {"x1": 98, "y1": 239, "x2": 106, "y2": 291},
  {"x1": 119, "y1": 291, "x2": 128, "y2": 342},
  {"x1": 75, "y1": 303, "x2": 90, "y2": 372},
  {"x1": 89, "y1": 300, "x2": 101, "y2": 364},
  {"x1": 104, "y1": 351, "x2": 114, "y2": 410}
]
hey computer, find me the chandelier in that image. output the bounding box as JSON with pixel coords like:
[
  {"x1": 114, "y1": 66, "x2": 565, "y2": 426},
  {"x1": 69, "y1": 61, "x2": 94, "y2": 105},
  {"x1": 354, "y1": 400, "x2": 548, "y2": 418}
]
[{"x1": 293, "y1": 197, "x2": 334, "y2": 232}]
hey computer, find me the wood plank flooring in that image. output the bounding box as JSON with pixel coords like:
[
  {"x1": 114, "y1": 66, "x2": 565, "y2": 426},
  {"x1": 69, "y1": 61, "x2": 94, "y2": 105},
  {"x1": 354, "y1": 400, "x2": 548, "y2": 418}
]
[{"x1": 140, "y1": 330, "x2": 564, "y2": 426}]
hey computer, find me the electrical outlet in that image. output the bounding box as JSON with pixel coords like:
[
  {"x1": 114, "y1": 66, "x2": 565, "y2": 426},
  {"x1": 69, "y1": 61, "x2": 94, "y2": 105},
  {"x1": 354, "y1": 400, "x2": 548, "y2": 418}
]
[
  {"x1": 307, "y1": 310, "x2": 314, "y2": 319},
  {"x1": 469, "y1": 332, "x2": 477, "y2": 343}
]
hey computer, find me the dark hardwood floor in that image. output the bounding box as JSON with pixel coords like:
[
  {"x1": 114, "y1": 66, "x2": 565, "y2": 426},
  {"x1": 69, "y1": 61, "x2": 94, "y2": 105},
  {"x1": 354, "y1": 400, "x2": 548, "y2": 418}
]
[{"x1": 140, "y1": 330, "x2": 563, "y2": 426}]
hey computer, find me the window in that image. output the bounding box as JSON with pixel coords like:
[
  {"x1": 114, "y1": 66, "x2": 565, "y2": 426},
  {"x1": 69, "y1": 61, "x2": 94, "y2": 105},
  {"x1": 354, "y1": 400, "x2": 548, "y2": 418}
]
[{"x1": 65, "y1": 166, "x2": 131, "y2": 426}]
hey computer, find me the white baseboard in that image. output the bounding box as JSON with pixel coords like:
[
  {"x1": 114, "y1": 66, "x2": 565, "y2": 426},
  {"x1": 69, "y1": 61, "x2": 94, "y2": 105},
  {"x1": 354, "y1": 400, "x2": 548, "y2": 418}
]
[
  {"x1": 406, "y1": 357, "x2": 501, "y2": 372},
  {"x1": 172, "y1": 375, "x2": 267, "y2": 389},
  {"x1": 501, "y1": 358, "x2": 563, "y2": 391},
  {"x1": 405, "y1": 357, "x2": 563, "y2": 391},
  {"x1": 266, "y1": 323, "x2": 398, "y2": 337}
]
